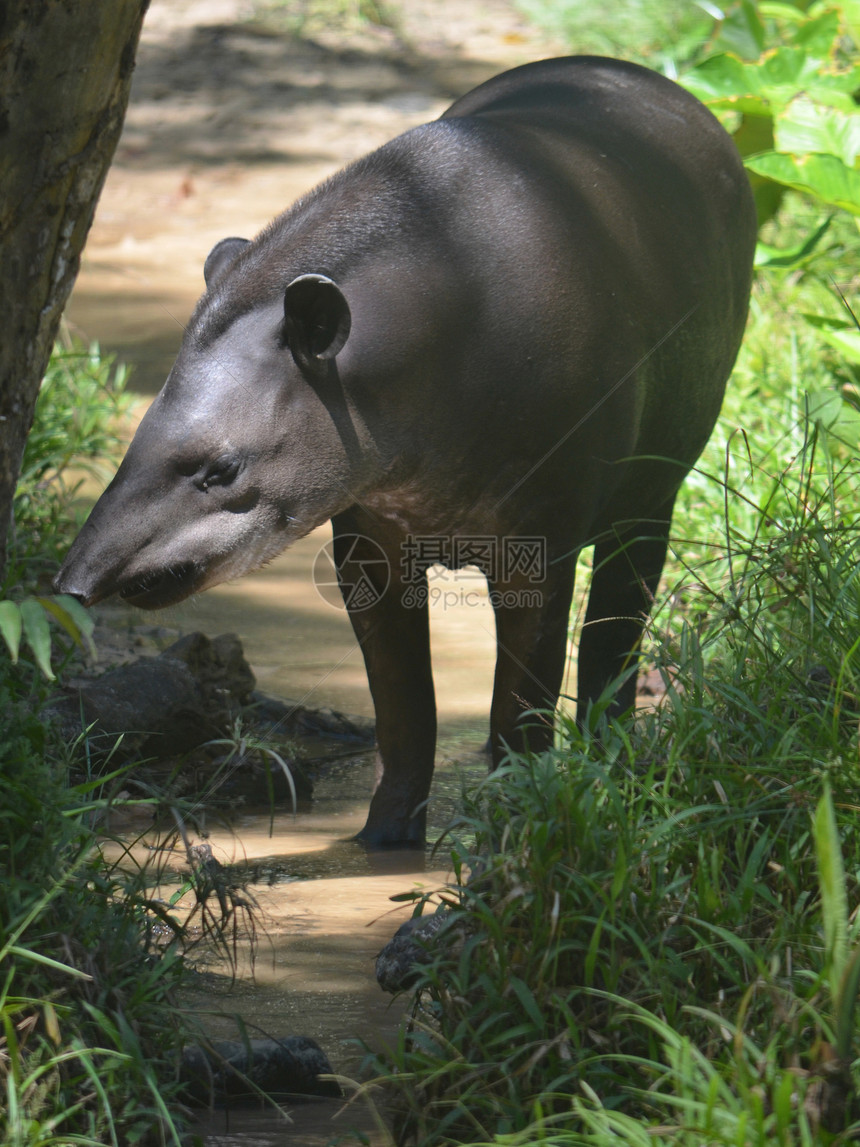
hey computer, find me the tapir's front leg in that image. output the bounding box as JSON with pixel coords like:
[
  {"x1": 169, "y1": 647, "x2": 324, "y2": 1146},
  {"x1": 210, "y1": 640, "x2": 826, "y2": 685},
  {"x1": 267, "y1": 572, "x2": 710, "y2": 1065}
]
[
  {"x1": 331, "y1": 519, "x2": 436, "y2": 847},
  {"x1": 488, "y1": 555, "x2": 576, "y2": 763}
]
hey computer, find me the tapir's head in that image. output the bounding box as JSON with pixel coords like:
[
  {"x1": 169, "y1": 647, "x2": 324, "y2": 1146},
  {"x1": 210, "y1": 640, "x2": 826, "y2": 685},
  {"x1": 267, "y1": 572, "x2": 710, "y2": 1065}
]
[{"x1": 55, "y1": 237, "x2": 373, "y2": 609}]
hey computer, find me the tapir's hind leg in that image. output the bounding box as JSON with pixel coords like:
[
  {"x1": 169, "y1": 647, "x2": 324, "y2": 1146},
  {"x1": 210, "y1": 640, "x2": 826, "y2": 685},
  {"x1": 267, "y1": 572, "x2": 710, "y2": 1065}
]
[
  {"x1": 488, "y1": 555, "x2": 577, "y2": 765},
  {"x1": 576, "y1": 499, "x2": 676, "y2": 724},
  {"x1": 332, "y1": 525, "x2": 436, "y2": 848}
]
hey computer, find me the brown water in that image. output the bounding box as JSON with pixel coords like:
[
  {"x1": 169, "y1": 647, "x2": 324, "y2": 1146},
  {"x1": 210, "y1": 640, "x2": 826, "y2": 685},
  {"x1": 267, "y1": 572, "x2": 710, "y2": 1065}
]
[
  {"x1": 119, "y1": 740, "x2": 488, "y2": 1146},
  {"x1": 98, "y1": 532, "x2": 528, "y2": 1144}
]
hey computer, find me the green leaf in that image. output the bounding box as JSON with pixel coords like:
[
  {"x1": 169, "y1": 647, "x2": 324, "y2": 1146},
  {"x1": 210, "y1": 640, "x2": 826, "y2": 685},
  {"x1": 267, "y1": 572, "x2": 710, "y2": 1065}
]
[
  {"x1": 754, "y1": 213, "x2": 833, "y2": 268},
  {"x1": 7, "y1": 944, "x2": 92, "y2": 979},
  {"x1": 802, "y1": 314, "x2": 860, "y2": 364},
  {"x1": 681, "y1": 53, "x2": 773, "y2": 114},
  {"x1": 791, "y1": 6, "x2": 842, "y2": 60},
  {"x1": 507, "y1": 975, "x2": 546, "y2": 1033},
  {"x1": 773, "y1": 1069, "x2": 795, "y2": 1139},
  {"x1": 36, "y1": 594, "x2": 96, "y2": 657},
  {"x1": 682, "y1": 46, "x2": 860, "y2": 115},
  {"x1": 804, "y1": 389, "x2": 845, "y2": 429},
  {"x1": 169, "y1": 881, "x2": 194, "y2": 906},
  {"x1": 800, "y1": 387, "x2": 860, "y2": 445},
  {"x1": 835, "y1": 944, "x2": 860, "y2": 1062},
  {"x1": 0, "y1": 601, "x2": 22, "y2": 662},
  {"x1": 717, "y1": 0, "x2": 766, "y2": 60},
  {"x1": 775, "y1": 95, "x2": 860, "y2": 167},
  {"x1": 813, "y1": 785, "x2": 848, "y2": 1001},
  {"x1": 841, "y1": 0, "x2": 860, "y2": 48},
  {"x1": 758, "y1": 2, "x2": 809, "y2": 25},
  {"x1": 18, "y1": 598, "x2": 54, "y2": 681},
  {"x1": 744, "y1": 151, "x2": 860, "y2": 213}
]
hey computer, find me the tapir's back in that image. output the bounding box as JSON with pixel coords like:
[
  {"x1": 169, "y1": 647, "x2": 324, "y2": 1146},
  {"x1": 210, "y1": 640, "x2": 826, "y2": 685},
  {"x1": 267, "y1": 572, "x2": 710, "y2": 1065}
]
[
  {"x1": 441, "y1": 55, "x2": 755, "y2": 337},
  {"x1": 436, "y1": 56, "x2": 756, "y2": 515},
  {"x1": 442, "y1": 55, "x2": 747, "y2": 217}
]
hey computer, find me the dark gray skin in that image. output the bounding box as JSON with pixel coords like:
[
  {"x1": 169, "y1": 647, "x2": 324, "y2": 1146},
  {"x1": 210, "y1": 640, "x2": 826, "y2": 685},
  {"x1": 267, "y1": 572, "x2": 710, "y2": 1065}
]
[{"x1": 55, "y1": 57, "x2": 757, "y2": 847}]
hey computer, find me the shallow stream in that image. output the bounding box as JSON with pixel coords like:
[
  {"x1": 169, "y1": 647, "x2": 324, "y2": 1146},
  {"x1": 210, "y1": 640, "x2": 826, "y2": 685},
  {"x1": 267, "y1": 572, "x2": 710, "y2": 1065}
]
[{"x1": 99, "y1": 528, "x2": 544, "y2": 1145}]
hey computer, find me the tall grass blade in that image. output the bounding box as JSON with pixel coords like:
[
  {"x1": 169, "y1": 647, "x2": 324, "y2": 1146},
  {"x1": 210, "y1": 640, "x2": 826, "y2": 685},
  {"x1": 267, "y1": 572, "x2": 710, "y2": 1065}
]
[{"x1": 813, "y1": 784, "x2": 848, "y2": 1001}]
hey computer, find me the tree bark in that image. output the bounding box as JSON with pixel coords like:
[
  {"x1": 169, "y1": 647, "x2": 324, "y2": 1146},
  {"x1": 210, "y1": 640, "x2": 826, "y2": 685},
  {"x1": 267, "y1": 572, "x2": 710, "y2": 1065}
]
[{"x1": 0, "y1": 0, "x2": 149, "y2": 583}]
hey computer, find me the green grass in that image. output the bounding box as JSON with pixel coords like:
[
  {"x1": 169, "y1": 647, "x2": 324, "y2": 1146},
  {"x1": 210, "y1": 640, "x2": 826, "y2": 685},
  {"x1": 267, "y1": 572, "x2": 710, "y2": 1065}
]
[
  {"x1": 0, "y1": 665, "x2": 192, "y2": 1145},
  {"x1": 8, "y1": 339, "x2": 138, "y2": 593},
  {"x1": 361, "y1": 17, "x2": 860, "y2": 1137},
  {"x1": 364, "y1": 542, "x2": 860, "y2": 1143},
  {"x1": 0, "y1": 342, "x2": 193, "y2": 1145}
]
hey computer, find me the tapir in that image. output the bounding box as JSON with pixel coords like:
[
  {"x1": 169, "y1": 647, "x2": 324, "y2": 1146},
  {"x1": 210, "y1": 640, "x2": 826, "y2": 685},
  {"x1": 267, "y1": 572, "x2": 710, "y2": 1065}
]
[{"x1": 56, "y1": 57, "x2": 757, "y2": 847}]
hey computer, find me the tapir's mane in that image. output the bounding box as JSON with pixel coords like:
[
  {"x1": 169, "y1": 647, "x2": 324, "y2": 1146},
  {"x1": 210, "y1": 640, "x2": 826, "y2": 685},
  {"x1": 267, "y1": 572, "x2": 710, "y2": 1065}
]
[{"x1": 186, "y1": 123, "x2": 458, "y2": 349}]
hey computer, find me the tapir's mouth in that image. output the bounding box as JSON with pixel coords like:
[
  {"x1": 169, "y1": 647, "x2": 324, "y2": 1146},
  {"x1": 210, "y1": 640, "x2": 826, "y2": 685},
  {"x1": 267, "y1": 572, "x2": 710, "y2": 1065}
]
[{"x1": 118, "y1": 562, "x2": 202, "y2": 609}]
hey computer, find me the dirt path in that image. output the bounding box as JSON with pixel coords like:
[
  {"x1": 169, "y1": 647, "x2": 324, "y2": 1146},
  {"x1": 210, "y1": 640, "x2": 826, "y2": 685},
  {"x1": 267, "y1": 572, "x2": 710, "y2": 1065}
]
[{"x1": 66, "y1": 0, "x2": 560, "y2": 393}]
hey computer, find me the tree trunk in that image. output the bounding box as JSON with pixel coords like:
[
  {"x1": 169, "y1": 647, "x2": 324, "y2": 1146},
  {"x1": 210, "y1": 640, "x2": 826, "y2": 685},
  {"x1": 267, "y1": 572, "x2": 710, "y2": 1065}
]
[{"x1": 0, "y1": 0, "x2": 149, "y2": 583}]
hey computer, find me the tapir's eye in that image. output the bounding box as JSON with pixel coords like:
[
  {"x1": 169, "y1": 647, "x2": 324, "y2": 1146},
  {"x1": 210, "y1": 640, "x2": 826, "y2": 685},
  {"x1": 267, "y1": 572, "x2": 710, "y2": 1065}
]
[{"x1": 197, "y1": 455, "x2": 242, "y2": 491}]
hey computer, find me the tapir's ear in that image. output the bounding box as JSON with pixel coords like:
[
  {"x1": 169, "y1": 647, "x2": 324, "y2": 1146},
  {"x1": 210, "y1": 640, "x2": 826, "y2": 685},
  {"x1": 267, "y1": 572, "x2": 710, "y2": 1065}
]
[
  {"x1": 204, "y1": 237, "x2": 250, "y2": 288},
  {"x1": 283, "y1": 274, "x2": 351, "y2": 371}
]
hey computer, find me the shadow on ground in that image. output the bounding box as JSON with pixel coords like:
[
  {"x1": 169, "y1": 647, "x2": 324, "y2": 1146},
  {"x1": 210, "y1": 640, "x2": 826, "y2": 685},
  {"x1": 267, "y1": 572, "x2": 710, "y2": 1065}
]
[{"x1": 120, "y1": 16, "x2": 517, "y2": 169}]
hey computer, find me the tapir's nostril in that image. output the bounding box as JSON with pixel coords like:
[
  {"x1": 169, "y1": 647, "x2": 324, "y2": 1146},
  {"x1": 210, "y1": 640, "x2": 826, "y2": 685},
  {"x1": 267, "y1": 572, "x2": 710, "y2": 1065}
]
[{"x1": 52, "y1": 568, "x2": 90, "y2": 605}]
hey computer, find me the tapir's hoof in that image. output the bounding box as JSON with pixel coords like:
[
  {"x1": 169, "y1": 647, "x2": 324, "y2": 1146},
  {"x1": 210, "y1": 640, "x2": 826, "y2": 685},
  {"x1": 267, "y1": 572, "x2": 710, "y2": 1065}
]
[{"x1": 353, "y1": 824, "x2": 425, "y2": 851}]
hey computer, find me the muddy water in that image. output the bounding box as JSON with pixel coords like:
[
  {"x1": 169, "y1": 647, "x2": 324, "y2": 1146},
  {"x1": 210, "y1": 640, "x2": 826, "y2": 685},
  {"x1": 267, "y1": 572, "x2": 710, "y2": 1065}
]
[
  {"x1": 123, "y1": 741, "x2": 488, "y2": 1146},
  {"x1": 104, "y1": 534, "x2": 533, "y2": 1144}
]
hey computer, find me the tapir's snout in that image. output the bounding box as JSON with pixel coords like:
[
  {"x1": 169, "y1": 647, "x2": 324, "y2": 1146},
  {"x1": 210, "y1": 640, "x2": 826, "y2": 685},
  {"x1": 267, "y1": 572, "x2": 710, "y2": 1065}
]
[
  {"x1": 51, "y1": 580, "x2": 93, "y2": 608},
  {"x1": 52, "y1": 476, "x2": 203, "y2": 611},
  {"x1": 54, "y1": 531, "x2": 205, "y2": 610},
  {"x1": 53, "y1": 531, "x2": 111, "y2": 608}
]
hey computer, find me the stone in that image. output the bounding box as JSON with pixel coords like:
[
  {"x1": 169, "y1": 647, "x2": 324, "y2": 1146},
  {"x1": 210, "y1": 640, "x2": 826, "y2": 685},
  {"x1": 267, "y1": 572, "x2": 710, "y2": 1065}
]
[
  {"x1": 164, "y1": 631, "x2": 257, "y2": 708},
  {"x1": 46, "y1": 631, "x2": 255, "y2": 759},
  {"x1": 180, "y1": 1035, "x2": 341, "y2": 1105},
  {"x1": 375, "y1": 909, "x2": 454, "y2": 994},
  {"x1": 249, "y1": 691, "x2": 374, "y2": 743}
]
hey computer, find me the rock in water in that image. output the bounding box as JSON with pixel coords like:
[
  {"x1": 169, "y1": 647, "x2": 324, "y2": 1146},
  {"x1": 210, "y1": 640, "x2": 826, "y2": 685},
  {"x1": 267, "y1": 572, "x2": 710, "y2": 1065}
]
[
  {"x1": 180, "y1": 1035, "x2": 341, "y2": 1105},
  {"x1": 376, "y1": 910, "x2": 455, "y2": 994}
]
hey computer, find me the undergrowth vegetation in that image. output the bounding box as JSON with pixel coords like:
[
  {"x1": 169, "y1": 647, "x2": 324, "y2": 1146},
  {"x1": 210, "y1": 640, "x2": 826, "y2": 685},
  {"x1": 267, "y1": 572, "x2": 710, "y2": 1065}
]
[
  {"x1": 365, "y1": 413, "x2": 860, "y2": 1143},
  {"x1": 365, "y1": 1, "x2": 860, "y2": 1143},
  {"x1": 10, "y1": 341, "x2": 136, "y2": 589},
  {"x1": 1, "y1": 342, "x2": 137, "y2": 683},
  {"x1": 0, "y1": 342, "x2": 193, "y2": 1145}
]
